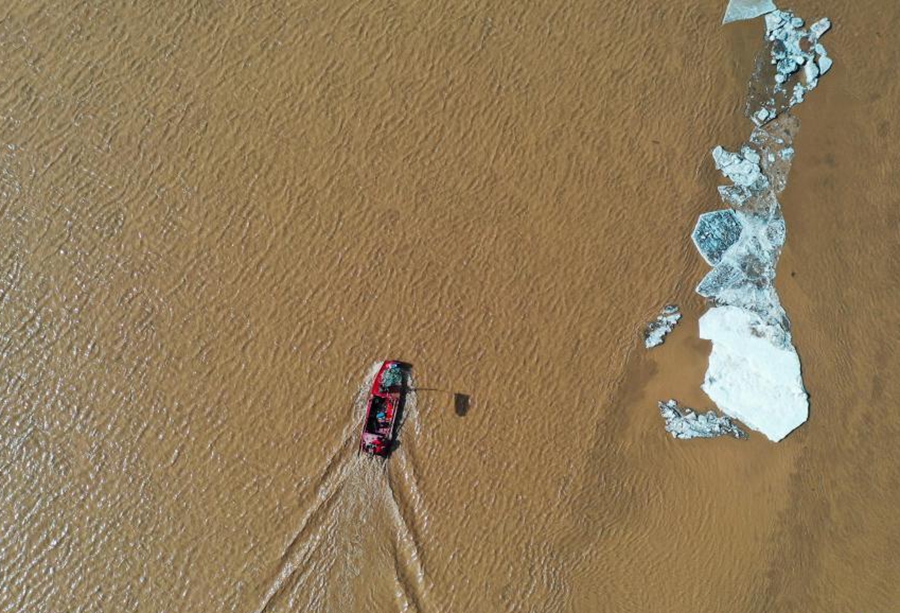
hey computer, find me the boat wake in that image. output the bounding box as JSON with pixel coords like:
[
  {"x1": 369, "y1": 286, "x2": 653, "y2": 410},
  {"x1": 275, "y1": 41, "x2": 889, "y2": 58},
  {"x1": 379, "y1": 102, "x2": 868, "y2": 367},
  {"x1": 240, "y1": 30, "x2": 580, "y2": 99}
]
[
  {"x1": 385, "y1": 386, "x2": 434, "y2": 612},
  {"x1": 252, "y1": 363, "x2": 434, "y2": 613}
]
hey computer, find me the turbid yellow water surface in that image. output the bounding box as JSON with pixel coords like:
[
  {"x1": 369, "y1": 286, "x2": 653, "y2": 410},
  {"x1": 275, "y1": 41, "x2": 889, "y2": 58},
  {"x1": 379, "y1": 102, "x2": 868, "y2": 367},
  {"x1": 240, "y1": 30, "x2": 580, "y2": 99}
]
[{"x1": 0, "y1": 1, "x2": 897, "y2": 611}]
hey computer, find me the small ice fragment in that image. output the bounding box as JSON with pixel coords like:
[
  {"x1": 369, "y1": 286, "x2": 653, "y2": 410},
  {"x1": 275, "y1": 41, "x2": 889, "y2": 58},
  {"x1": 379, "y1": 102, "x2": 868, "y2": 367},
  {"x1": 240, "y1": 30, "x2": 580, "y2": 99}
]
[
  {"x1": 658, "y1": 400, "x2": 749, "y2": 440},
  {"x1": 696, "y1": 261, "x2": 744, "y2": 299},
  {"x1": 779, "y1": 59, "x2": 799, "y2": 75},
  {"x1": 780, "y1": 147, "x2": 794, "y2": 160},
  {"x1": 804, "y1": 61, "x2": 819, "y2": 83},
  {"x1": 765, "y1": 11, "x2": 785, "y2": 31},
  {"x1": 791, "y1": 17, "x2": 804, "y2": 28},
  {"x1": 712, "y1": 146, "x2": 767, "y2": 188},
  {"x1": 741, "y1": 147, "x2": 761, "y2": 164},
  {"x1": 818, "y1": 55, "x2": 833, "y2": 74},
  {"x1": 810, "y1": 17, "x2": 831, "y2": 39},
  {"x1": 644, "y1": 305, "x2": 682, "y2": 349}
]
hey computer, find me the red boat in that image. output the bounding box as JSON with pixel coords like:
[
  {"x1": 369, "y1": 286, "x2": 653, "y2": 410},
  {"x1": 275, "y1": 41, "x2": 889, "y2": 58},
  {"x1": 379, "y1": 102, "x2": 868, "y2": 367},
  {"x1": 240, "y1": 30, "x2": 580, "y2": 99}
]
[{"x1": 359, "y1": 361, "x2": 411, "y2": 457}]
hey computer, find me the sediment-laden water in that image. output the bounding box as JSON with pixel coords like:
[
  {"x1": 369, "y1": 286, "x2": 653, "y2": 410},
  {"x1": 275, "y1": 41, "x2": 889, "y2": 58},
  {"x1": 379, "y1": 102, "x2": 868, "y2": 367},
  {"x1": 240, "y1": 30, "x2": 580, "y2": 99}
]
[{"x1": 0, "y1": 1, "x2": 898, "y2": 611}]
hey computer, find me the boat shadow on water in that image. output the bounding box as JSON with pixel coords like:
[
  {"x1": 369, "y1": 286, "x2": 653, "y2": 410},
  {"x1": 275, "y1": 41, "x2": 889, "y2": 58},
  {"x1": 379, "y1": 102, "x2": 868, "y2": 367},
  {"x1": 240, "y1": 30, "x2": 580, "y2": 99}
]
[{"x1": 453, "y1": 393, "x2": 470, "y2": 416}]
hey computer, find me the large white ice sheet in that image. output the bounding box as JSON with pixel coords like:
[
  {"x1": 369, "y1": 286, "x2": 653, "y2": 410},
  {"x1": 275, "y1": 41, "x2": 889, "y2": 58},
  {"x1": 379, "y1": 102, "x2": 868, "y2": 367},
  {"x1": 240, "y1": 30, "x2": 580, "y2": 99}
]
[{"x1": 699, "y1": 306, "x2": 808, "y2": 441}]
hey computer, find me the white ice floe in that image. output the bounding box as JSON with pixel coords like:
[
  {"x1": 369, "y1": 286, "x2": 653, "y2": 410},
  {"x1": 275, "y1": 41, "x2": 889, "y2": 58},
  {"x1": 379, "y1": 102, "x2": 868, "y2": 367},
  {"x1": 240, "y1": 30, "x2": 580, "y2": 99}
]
[
  {"x1": 722, "y1": 0, "x2": 777, "y2": 24},
  {"x1": 644, "y1": 305, "x2": 681, "y2": 349},
  {"x1": 699, "y1": 306, "x2": 808, "y2": 441}
]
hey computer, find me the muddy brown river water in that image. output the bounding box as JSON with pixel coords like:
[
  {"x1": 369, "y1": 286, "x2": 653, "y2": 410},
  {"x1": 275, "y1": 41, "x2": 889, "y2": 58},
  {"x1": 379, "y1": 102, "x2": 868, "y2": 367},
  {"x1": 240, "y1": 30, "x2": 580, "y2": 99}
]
[{"x1": 0, "y1": 1, "x2": 898, "y2": 611}]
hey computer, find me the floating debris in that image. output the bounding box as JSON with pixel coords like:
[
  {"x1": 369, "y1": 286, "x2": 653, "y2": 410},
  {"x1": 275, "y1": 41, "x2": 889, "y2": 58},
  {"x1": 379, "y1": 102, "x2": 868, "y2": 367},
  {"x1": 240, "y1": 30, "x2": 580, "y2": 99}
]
[
  {"x1": 658, "y1": 400, "x2": 748, "y2": 440},
  {"x1": 644, "y1": 305, "x2": 681, "y2": 349}
]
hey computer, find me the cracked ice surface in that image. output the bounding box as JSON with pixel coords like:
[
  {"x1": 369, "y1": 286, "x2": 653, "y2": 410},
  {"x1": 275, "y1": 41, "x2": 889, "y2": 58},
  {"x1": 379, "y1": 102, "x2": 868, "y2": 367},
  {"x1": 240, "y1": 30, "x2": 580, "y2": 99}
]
[
  {"x1": 693, "y1": 210, "x2": 743, "y2": 266},
  {"x1": 659, "y1": 400, "x2": 748, "y2": 440},
  {"x1": 688, "y1": 5, "x2": 832, "y2": 442}
]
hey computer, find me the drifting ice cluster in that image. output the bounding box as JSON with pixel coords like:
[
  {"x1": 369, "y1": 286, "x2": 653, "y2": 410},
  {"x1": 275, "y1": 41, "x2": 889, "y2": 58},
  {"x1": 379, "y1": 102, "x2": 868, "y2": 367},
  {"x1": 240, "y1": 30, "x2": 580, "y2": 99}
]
[
  {"x1": 644, "y1": 305, "x2": 681, "y2": 349},
  {"x1": 659, "y1": 400, "x2": 748, "y2": 440},
  {"x1": 748, "y1": 10, "x2": 833, "y2": 125},
  {"x1": 688, "y1": 3, "x2": 832, "y2": 442}
]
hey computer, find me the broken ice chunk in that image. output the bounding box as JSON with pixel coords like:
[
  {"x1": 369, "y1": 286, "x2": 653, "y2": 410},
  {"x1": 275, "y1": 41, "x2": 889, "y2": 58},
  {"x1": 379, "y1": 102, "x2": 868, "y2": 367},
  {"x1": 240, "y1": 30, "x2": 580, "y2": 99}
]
[
  {"x1": 818, "y1": 55, "x2": 833, "y2": 74},
  {"x1": 658, "y1": 400, "x2": 749, "y2": 440},
  {"x1": 696, "y1": 261, "x2": 745, "y2": 299},
  {"x1": 643, "y1": 305, "x2": 682, "y2": 349},
  {"x1": 765, "y1": 215, "x2": 786, "y2": 250},
  {"x1": 809, "y1": 17, "x2": 831, "y2": 40},
  {"x1": 804, "y1": 60, "x2": 819, "y2": 85},
  {"x1": 712, "y1": 144, "x2": 770, "y2": 207},
  {"x1": 718, "y1": 184, "x2": 755, "y2": 208},
  {"x1": 713, "y1": 146, "x2": 768, "y2": 190},
  {"x1": 764, "y1": 10, "x2": 785, "y2": 32},
  {"x1": 692, "y1": 210, "x2": 744, "y2": 266},
  {"x1": 722, "y1": 0, "x2": 777, "y2": 24}
]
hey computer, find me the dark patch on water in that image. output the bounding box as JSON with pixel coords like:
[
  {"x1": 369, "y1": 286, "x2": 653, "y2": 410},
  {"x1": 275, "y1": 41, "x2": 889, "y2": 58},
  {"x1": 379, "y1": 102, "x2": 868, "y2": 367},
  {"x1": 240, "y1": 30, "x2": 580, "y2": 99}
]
[{"x1": 454, "y1": 393, "x2": 470, "y2": 416}]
